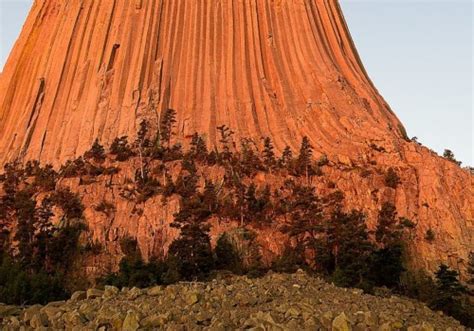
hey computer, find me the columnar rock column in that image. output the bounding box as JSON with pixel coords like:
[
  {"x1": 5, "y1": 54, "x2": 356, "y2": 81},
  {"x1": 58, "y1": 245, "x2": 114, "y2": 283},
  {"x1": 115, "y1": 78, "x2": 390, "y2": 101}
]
[{"x1": 0, "y1": 0, "x2": 403, "y2": 164}]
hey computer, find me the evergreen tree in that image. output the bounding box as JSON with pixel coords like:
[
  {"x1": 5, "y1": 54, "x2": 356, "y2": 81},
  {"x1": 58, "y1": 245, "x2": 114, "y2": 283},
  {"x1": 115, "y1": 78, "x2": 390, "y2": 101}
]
[
  {"x1": 217, "y1": 125, "x2": 235, "y2": 162},
  {"x1": 50, "y1": 188, "x2": 85, "y2": 220},
  {"x1": 32, "y1": 198, "x2": 55, "y2": 271},
  {"x1": 175, "y1": 158, "x2": 199, "y2": 199},
  {"x1": 202, "y1": 180, "x2": 218, "y2": 213},
  {"x1": 262, "y1": 137, "x2": 276, "y2": 171},
  {"x1": 443, "y1": 149, "x2": 462, "y2": 166},
  {"x1": 315, "y1": 209, "x2": 374, "y2": 287},
  {"x1": 278, "y1": 146, "x2": 293, "y2": 170},
  {"x1": 101, "y1": 237, "x2": 165, "y2": 288},
  {"x1": 84, "y1": 139, "x2": 106, "y2": 163},
  {"x1": 135, "y1": 120, "x2": 151, "y2": 178},
  {"x1": 368, "y1": 245, "x2": 404, "y2": 288},
  {"x1": 160, "y1": 109, "x2": 177, "y2": 149},
  {"x1": 244, "y1": 184, "x2": 272, "y2": 224},
  {"x1": 136, "y1": 119, "x2": 150, "y2": 149},
  {"x1": 240, "y1": 138, "x2": 262, "y2": 176},
  {"x1": 168, "y1": 224, "x2": 214, "y2": 280},
  {"x1": 189, "y1": 133, "x2": 209, "y2": 162},
  {"x1": 33, "y1": 164, "x2": 57, "y2": 192},
  {"x1": 296, "y1": 137, "x2": 314, "y2": 181},
  {"x1": 371, "y1": 202, "x2": 408, "y2": 288},
  {"x1": 110, "y1": 136, "x2": 134, "y2": 161},
  {"x1": 431, "y1": 264, "x2": 466, "y2": 317},
  {"x1": 375, "y1": 202, "x2": 402, "y2": 247},
  {"x1": 281, "y1": 183, "x2": 323, "y2": 254},
  {"x1": 13, "y1": 190, "x2": 37, "y2": 267}
]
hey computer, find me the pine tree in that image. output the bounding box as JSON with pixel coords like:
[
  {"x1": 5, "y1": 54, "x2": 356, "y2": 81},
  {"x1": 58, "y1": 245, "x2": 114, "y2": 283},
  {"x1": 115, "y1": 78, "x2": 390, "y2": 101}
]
[
  {"x1": 371, "y1": 202, "x2": 408, "y2": 288},
  {"x1": 175, "y1": 158, "x2": 199, "y2": 199},
  {"x1": 240, "y1": 138, "x2": 262, "y2": 176},
  {"x1": 315, "y1": 209, "x2": 374, "y2": 287},
  {"x1": 168, "y1": 224, "x2": 214, "y2": 280},
  {"x1": 443, "y1": 149, "x2": 462, "y2": 166},
  {"x1": 189, "y1": 133, "x2": 208, "y2": 162},
  {"x1": 32, "y1": 198, "x2": 55, "y2": 271},
  {"x1": 136, "y1": 119, "x2": 150, "y2": 149},
  {"x1": 278, "y1": 146, "x2": 293, "y2": 170},
  {"x1": 281, "y1": 183, "x2": 323, "y2": 254},
  {"x1": 375, "y1": 202, "x2": 402, "y2": 247},
  {"x1": 262, "y1": 137, "x2": 276, "y2": 171},
  {"x1": 296, "y1": 137, "x2": 314, "y2": 182},
  {"x1": 202, "y1": 180, "x2": 218, "y2": 213},
  {"x1": 13, "y1": 190, "x2": 37, "y2": 267},
  {"x1": 110, "y1": 136, "x2": 134, "y2": 161},
  {"x1": 431, "y1": 264, "x2": 466, "y2": 314},
  {"x1": 160, "y1": 109, "x2": 177, "y2": 149},
  {"x1": 84, "y1": 139, "x2": 106, "y2": 163},
  {"x1": 135, "y1": 120, "x2": 151, "y2": 179},
  {"x1": 33, "y1": 164, "x2": 57, "y2": 191},
  {"x1": 217, "y1": 125, "x2": 234, "y2": 162}
]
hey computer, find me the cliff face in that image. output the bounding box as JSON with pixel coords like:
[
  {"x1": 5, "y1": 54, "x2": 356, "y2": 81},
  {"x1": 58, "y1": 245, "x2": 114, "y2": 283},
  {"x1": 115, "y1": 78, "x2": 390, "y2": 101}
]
[
  {"x1": 0, "y1": 0, "x2": 472, "y2": 275},
  {"x1": 0, "y1": 0, "x2": 404, "y2": 163}
]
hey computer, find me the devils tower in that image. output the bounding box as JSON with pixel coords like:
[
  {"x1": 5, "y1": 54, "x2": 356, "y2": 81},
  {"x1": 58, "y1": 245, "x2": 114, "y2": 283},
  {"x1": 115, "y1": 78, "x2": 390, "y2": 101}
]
[{"x1": 0, "y1": 0, "x2": 472, "y2": 278}]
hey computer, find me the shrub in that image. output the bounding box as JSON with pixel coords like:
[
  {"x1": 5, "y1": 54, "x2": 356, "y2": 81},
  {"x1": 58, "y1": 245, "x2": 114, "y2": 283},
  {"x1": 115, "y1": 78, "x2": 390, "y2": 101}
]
[
  {"x1": 443, "y1": 149, "x2": 462, "y2": 166},
  {"x1": 95, "y1": 200, "x2": 115, "y2": 216},
  {"x1": 84, "y1": 139, "x2": 106, "y2": 163},
  {"x1": 425, "y1": 228, "x2": 435, "y2": 242},
  {"x1": 384, "y1": 168, "x2": 400, "y2": 189},
  {"x1": 110, "y1": 136, "x2": 134, "y2": 161}
]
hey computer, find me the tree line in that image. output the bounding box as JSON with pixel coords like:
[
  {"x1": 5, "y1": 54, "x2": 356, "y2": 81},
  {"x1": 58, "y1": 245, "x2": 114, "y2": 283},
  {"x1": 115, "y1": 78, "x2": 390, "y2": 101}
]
[{"x1": 0, "y1": 109, "x2": 472, "y2": 326}]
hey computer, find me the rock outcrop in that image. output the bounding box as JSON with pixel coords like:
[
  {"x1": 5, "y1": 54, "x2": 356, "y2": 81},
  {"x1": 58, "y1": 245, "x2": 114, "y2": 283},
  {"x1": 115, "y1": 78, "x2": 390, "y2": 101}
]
[
  {"x1": 0, "y1": 0, "x2": 472, "y2": 275},
  {"x1": 0, "y1": 271, "x2": 466, "y2": 330}
]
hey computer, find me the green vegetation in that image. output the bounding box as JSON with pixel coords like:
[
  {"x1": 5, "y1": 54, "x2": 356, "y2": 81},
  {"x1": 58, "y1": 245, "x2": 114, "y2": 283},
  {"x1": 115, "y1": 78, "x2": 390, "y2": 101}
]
[
  {"x1": 443, "y1": 149, "x2": 462, "y2": 166},
  {"x1": 0, "y1": 162, "x2": 86, "y2": 304},
  {"x1": 1, "y1": 111, "x2": 472, "y2": 326},
  {"x1": 384, "y1": 167, "x2": 400, "y2": 189}
]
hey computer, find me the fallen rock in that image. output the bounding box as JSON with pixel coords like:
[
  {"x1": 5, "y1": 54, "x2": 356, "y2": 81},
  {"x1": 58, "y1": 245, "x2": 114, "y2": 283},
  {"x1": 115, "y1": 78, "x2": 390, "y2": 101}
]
[
  {"x1": 0, "y1": 272, "x2": 465, "y2": 330},
  {"x1": 86, "y1": 288, "x2": 104, "y2": 299},
  {"x1": 332, "y1": 312, "x2": 352, "y2": 331}
]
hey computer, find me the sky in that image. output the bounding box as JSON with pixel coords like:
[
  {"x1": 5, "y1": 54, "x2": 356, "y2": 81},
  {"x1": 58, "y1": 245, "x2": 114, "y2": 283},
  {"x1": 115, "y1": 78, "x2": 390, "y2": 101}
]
[{"x1": 0, "y1": 0, "x2": 472, "y2": 165}]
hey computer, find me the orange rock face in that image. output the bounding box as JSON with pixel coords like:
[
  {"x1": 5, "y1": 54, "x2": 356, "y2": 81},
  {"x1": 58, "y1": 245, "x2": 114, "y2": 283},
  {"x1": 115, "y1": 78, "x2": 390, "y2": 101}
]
[{"x1": 0, "y1": 0, "x2": 472, "y2": 275}]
